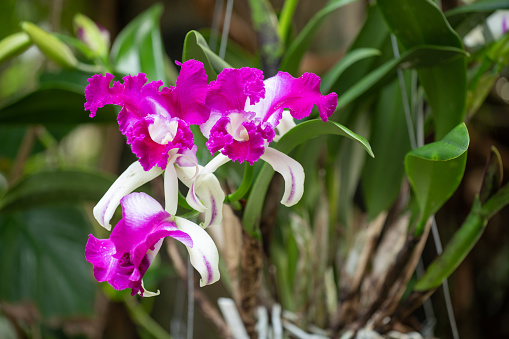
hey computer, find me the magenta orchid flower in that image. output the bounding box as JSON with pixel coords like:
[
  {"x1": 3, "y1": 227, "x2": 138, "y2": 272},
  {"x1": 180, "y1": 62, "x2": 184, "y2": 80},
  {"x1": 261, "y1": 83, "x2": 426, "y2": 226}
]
[
  {"x1": 85, "y1": 192, "x2": 220, "y2": 296},
  {"x1": 200, "y1": 68, "x2": 337, "y2": 206},
  {"x1": 84, "y1": 60, "x2": 224, "y2": 230},
  {"x1": 85, "y1": 59, "x2": 209, "y2": 171}
]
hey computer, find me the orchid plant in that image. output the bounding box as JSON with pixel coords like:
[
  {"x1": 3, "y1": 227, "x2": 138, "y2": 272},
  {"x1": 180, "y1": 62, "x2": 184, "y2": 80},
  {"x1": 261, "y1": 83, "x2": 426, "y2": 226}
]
[
  {"x1": 2, "y1": 1, "x2": 509, "y2": 339},
  {"x1": 82, "y1": 55, "x2": 339, "y2": 296}
]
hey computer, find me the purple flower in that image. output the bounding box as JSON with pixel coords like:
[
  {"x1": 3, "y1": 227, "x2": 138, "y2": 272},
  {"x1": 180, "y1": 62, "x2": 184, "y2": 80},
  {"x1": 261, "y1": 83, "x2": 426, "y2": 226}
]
[
  {"x1": 85, "y1": 192, "x2": 220, "y2": 296},
  {"x1": 84, "y1": 59, "x2": 210, "y2": 171},
  {"x1": 200, "y1": 67, "x2": 338, "y2": 206}
]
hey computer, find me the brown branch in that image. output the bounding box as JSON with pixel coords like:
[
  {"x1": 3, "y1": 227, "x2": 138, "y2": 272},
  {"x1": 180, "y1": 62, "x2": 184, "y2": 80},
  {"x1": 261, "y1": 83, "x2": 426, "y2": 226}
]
[
  {"x1": 166, "y1": 239, "x2": 232, "y2": 339},
  {"x1": 238, "y1": 229, "x2": 263, "y2": 339}
]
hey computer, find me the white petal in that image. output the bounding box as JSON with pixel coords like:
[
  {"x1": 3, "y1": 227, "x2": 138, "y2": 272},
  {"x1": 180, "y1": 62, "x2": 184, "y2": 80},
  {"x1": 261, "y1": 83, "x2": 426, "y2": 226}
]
[
  {"x1": 192, "y1": 172, "x2": 225, "y2": 227},
  {"x1": 199, "y1": 111, "x2": 223, "y2": 138},
  {"x1": 164, "y1": 158, "x2": 179, "y2": 215},
  {"x1": 273, "y1": 110, "x2": 296, "y2": 142},
  {"x1": 260, "y1": 147, "x2": 305, "y2": 207},
  {"x1": 139, "y1": 239, "x2": 163, "y2": 297},
  {"x1": 93, "y1": 161, "x2": 163, "y2": 230},
  {"x1": 203, "y1": 153, "x2": 230, "y2": 174},
  {"x1": 174, "y1": 217, "x2": 220, "y2": 286},
  {"x1": 140, "y1": 280, "x2": 160, "y2": 297}
]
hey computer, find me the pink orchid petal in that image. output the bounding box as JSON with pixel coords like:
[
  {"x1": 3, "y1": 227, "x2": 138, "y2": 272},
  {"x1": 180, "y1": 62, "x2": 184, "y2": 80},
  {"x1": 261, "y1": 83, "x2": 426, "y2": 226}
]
[
  {"x1": 86, "y1": 192, "x2": 198, "y2": 296},
  {"x1": 206, "y1": 67, "x2": 265, "y2": 112},
  {"x1": 249, "y1": 71, "x2": 338, "y2": 126}
]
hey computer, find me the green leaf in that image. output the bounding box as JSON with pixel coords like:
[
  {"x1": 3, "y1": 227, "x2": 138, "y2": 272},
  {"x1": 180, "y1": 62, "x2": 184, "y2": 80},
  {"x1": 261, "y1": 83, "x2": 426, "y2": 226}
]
[
  {"x1": 321, "y1": 48, "x2": 381, "y2": 93},
  {"x1": 280, "y1": 0, "x2": 361, "y2": 75},
  {"x1": 362, "y1": 79, "x2": 412, "y2": 220},
  {"x1": 0, "y1": 205, "x2": 95, "y2": 317},
  {"x1": 377, "y1": 0, "x2": 467, "y2": 140},
  {"x1": 110, "y1": 4, "x2": 166, "y2": 82},
  {"x1": 0, "y1": 170, "x2": 115, "y2": 211},
  {"x1": 336, "y1": 45, "x2": 467, "y2": 110},
  {"x1": 182, "y1": 30, "x2": 232, "y2": 81},
  {"x1": 405, "y1": 123, "x2": 469, "y2": 236},
  {"x1": 0, "y1": 87, "x2": 117, "y2": 124},
  {"x1": 242, "y1": 119, "x2": 373, "y2": 236}
]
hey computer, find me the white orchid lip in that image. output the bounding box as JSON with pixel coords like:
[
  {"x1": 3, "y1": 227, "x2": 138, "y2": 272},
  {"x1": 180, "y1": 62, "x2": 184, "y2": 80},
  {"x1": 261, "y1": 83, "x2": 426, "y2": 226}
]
[
  {"x1": 149, "y1": 116, "x2": 179, "y2": 145},
  {"x1": 226, "y1": 112, "x2": 250, "y2": 141}
]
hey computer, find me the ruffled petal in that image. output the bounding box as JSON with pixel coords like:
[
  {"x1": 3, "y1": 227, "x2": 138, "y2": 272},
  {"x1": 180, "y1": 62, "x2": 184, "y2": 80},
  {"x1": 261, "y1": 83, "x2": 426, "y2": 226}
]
[
  {"x1": 221, "y1": 120, "x2": 267, "y2": 165},
  {"x1": 249, "y1": 71, "x2": 338, "y2": 126},
  {"x1": 260, "y1": 147, "x2": 305, "y2": 206},
  {"x1": 206, "y1": 67, "x2": 265, "y2": 112},
  {"x1": 163, "y1": 60, "x2": 210, "y2": 124},
  {"x1": 84, "y1": 73, "x2": 123, "y2": 117},
  {"x1": 175, "y1": 217, "x2": 220, "y2": 286},
  {"x1": 93, "y1": 161, "x2": 163, "y2": 230}
]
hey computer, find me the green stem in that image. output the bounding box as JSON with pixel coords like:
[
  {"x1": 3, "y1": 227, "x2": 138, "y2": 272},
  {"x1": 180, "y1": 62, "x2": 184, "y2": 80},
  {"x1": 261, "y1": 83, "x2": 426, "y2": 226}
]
[
  {"x1": 415, "y1": 196, "x2": 485, "y2": 291},
  {"x1": 178, "y1": 190, "x2": 192, "y2": 210},
  {"x1": 226, "y1": 163, "x2": 254, "y2": 203},
  {"x1": 123, "y1": 296, "x2": 173, "y2": 339},
  {"x1": 278, "y1": 0, "x2": 299, "y2": 44}
]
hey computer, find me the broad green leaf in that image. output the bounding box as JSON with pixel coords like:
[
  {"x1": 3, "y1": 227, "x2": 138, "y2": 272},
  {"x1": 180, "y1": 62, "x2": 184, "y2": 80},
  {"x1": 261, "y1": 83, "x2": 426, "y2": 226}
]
[
  {"x1": 248, "y1": 0, "x2": 283, "y2": 76},
  {"x1": 0, "y1": 87, "x2": 116, "y2": 124},
  {"x1": 0, "y1": 170, "x2": 115, "y2": 211},
  {"x1": 321, "y1": 48, "x2": 381, "y2": 93},
  {"x1": 182, "y1": 30, "x2": 232, "y2": 81},
  {"x1": 378, "y1": 0, "x2": 467, "y2": 140},
  {"x1": 405, "y1": 123, "x2": 469, "y2": 236},
  {"x1": 336, "y1": 45, "x2": 467, "y2": 110},
  {"x1": 446, "y1": 0, "x2": 509, "y2": 37},
  {"x1": 362, "y1": 79, "x2": 411, "y2": 220},
  {"x1": 0, "y1": 205, "x2": 95, "y2": 317},
  {"x1": 415, "y1": 181, "x2": 509, "y2": 291},
  {"x1": 242, "y1": 119, "x2": 373, "y2": 236},
  {"x1": 110, "y1": 4, "x2": 166, "y2": 82},
  {"x1": 280, "y1": 0, "x2": 360, "y2": 75}
]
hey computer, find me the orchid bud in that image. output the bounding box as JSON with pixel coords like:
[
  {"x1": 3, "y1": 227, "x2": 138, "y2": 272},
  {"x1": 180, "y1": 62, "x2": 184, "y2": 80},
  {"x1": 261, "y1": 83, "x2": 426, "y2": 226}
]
[
  {"x1": 21, "y1": 21, "x2": 78, "y2": 69},
  {"x1": 0, "y1": 32, "x2": 32, "y2": 64},
  {"x1": 73, "y1": 14, "x2": 110, "y2": 59}
]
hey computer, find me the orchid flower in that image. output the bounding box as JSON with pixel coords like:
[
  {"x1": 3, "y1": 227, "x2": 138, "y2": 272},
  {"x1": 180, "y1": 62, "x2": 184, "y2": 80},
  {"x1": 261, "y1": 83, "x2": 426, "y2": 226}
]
[
  {"x1": 200, "y1": 67, "x2": 337, "y2": 206},
  {"x1": 84, "y1": 59, "x2": 224, "y2": 230},
  {"x1": 85, "y1": 192, "x2": 220, "y2": 296}
]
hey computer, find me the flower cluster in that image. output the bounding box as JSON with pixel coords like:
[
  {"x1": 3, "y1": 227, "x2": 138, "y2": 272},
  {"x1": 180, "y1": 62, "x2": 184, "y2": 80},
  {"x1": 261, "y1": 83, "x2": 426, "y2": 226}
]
[{"x1": 84, "y1": 59, "x2": 337, "y2": 296}]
